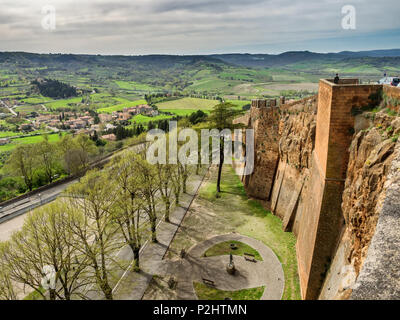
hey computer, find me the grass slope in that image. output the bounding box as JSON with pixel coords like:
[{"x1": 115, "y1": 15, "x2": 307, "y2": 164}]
[
  {"x1": 204, "y1": 240, "x2": 263, "y2": 261},
  {"x1": 168, "y1": 165, "x2": 300, "y2": 300}
]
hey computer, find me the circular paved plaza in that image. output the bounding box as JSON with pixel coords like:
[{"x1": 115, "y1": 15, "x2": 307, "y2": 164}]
[{"x1": 154, "y1": 233, "x2": 285, "y2": 300}]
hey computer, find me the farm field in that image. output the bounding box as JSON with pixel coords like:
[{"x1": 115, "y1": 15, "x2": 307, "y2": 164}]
[
  {"x1": 155, "y1": 97, "x2": 250, "y2": 117},
  {"x1": 157, "y1": 97, "x2": 250, "y2": 116},
  {"x1": 156, "y1": 97, "x2": 219, "y2": 111},
  {"x1": 130, "y1": 114, "x2": 174, "y2": 124},
  {"x1": 44, "y1": 97, "x2": 83, "y2": 109},
  {"x1": 20, "y1": 96, "x2": 52, "y2": 104},
  {"x1": 115, "y1": 80, "x2": 160, "y2": 92},
  {"x1": 97, "y1": 99, "x2": 147, "y2": 113}
]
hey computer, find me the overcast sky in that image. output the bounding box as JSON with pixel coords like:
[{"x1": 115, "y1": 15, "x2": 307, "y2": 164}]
[{"x1": 1, "y1": 0, "x2": 400, "y2": 55}]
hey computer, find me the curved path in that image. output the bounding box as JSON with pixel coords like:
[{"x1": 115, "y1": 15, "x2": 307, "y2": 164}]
[{"x1": 159, "y1": 233, "x2": 285, "y2": 300}]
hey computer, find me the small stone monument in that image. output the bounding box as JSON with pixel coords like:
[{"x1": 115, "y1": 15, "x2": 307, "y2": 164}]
[{"x1": 226, "y1": 253, "x2": 236, "y2": 275}]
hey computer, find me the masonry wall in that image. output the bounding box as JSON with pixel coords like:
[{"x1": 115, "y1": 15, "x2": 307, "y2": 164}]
[
  {"x1": 240, "y1": 99, "x2": 280, "y2": 200},
  {"x1": 297, "y1": 80, "x2": 384, "y2": 299},
  {"x1": 270, "y1": 96, "x2": 317, "y2": 233}
]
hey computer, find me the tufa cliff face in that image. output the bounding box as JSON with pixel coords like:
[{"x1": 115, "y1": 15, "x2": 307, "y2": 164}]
[
  {"x1": 343, "y1": 113, "x2": 399, "y2": 274},
  {"x1": 320, "y1": 112, "x2": 400, "y2": 300}
]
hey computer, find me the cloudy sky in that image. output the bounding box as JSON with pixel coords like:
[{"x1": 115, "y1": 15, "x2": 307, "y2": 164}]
[{"x1": 1, "y1": 0, "x2": 400, "y2": 55}]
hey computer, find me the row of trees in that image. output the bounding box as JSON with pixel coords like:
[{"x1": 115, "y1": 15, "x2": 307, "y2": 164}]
[
  {"x1": 5, "y1": 134, "x2": 98, "y2": 193},
  {"x1": 0, "y1": 149, "x2": 194, "y2": 300}
]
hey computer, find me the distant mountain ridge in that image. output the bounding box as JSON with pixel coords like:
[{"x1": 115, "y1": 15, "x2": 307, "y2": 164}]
[
  {"x1": 209, "y1": 49, "x2": 400, "y2": 68},
  {"x1": 1, "y1": 49, "x2": 400, "y2": 88},
  {"x1": 1, "y1": 49, "x2": 400, "y2": 69},
  {"x1": 337, "y1": 49, "x2": 400, "y2": 58}
]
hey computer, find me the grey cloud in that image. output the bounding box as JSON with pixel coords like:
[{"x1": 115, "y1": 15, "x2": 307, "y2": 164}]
[
  {"x1": 0, "y1": 0, "x2": 399, "y2": 54},
  {"x1": 149, "y1": 0, "x2": 269, "y2": 13}
]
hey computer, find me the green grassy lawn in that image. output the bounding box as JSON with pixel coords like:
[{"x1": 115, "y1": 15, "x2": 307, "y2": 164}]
[
  {"x1": 0, "y1": 133, "x2": 65, "y2": 152},
  {"x1": 204, "y1": 240, "x2": 262, "y2": 261},
  {"x1": 0, "y1": 131, "x2": 22, "y2": 138},
  {"x1": 97, "y1": 99, "x2": 147, "y2": 113},
  {"x1": 194, "y1": 282, "x2": 265, "y2": 300},
  {"x1": 168, "y1": 165, "x2": 300, "y2": 300}
]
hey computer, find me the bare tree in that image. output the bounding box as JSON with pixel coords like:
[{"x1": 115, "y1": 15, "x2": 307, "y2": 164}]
[
  {"x1": 74, "y1": 133, "x2": 98, "y2": 171},
  {"x1": 134, "y1": 155, "x2": 160, "y2": 243},
  {"x1": 171, "y1": 163, "x2": 182, "y2": 206},
  {"x1": 0, "y1": 243, "x2": 17, "y2": 300},
  {"x1": 209, "y1": 102, "x2": 241, "y2": 193},
  {"x1": 0, "y1": 201, "x2": 90, "y2": 300},
  {"x1": 179, "y1": 162, "x2": 192, "y2": 194},
  {"x1": 107, "y1": 152, "x2": 146, "y2": 271},
  {"x1": 66, "y1": 170, "x2": 120, "y2": 300},
  {"x1": 156, "y1": 163, "x2": 174, "y2": 223}
]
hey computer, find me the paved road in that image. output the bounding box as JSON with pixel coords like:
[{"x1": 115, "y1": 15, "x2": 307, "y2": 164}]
[
  {"x1": 0, "y1": 180, "x2": 77, "y2": 225},
  {"x1": 0, "y1": 99, "x2": 17, "y2": 116}
]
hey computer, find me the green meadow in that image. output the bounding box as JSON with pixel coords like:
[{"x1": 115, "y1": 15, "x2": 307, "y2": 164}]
[{"x1": 0, "y1": 133, "x2": 66, "y2": 152}]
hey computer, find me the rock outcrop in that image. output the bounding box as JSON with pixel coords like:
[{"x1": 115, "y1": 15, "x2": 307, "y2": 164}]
[{"x1": 320, "y1": 112, "x2": 400, "y2": 299}]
